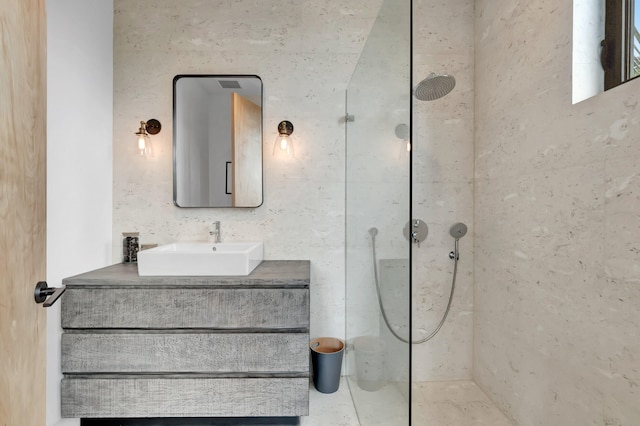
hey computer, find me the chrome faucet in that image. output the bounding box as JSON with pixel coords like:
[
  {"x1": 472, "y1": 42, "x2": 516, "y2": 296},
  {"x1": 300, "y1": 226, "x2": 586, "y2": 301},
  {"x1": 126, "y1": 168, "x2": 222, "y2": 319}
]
[{"x1": 209, "y1": 221, "x2": 221, "y2": 243}]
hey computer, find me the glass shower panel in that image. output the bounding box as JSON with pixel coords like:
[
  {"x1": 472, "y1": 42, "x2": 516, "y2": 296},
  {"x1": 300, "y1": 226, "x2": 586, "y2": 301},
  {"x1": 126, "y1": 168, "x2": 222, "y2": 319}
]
[{"x1": 345, "y1": 0, "x2": 411, "y2": 424}]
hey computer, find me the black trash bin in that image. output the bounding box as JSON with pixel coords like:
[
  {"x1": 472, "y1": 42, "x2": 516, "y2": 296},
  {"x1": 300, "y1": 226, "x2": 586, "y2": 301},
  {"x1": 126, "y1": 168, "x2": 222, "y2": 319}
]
[{"x1": 309, "y1": 337, "x2": 344, "y2": 393}]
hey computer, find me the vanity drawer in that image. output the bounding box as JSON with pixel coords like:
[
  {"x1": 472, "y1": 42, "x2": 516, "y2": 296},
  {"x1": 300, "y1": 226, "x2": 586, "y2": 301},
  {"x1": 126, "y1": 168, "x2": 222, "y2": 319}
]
[
  {"x1": 62, "y1": 287, "x2": 309, "y2": 329},
  {"x1": 62, "y1": 332, "x2": 309, "y2": 373},
  {"x1": 61, "y1": 377, "x2": 310, "y2": 418}
]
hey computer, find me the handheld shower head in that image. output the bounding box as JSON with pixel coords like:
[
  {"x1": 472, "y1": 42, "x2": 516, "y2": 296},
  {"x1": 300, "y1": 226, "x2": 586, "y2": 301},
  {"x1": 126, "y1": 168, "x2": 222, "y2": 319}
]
[
  {"x1": 448, "y1": 222, "x2": 467, "y2": 261},
  {"x1": 415, "y1": 73, "x2": 456, "y2": 101},
  {"x1": 368, "y1": 227, "x2": 379, "y2": 238},
  {"x1": 449, "y1": 222, "x2": 467, "y2": 240}
]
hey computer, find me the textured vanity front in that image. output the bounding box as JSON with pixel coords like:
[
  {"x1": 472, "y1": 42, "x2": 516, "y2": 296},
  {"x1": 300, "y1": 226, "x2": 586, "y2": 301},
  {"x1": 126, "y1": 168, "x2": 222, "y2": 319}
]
[
  {"x1": 62, "y1": 378, "x2": 309, "y2": 418},
  {"x1": 62, "y1": 287, "x2": 309, "y2": 329},
  {"x1": 62, "y1": 333, "x2": 309, "y2": 373},
  {"x1": 60, "y1": 261, "x2": 310, "y2": 418}
]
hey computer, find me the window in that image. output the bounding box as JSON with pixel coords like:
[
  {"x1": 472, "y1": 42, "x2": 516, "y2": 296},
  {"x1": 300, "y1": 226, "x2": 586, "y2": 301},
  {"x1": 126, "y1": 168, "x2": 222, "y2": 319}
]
[{"x1": 601, "y1": 0, "x2": 640, "y2": 89}]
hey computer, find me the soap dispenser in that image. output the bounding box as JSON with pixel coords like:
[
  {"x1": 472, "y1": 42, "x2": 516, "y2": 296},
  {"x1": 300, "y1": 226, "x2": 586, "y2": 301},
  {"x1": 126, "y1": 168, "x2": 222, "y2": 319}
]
[{"x1": 122, "y1": 232, "x2": 140, "y2": 263}]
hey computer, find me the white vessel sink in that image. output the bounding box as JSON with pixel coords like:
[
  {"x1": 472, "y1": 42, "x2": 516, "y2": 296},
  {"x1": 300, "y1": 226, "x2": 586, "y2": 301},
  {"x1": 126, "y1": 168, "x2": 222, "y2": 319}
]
[{"x1": 137, "y1": 242, "x2": 263, "y2": 276}]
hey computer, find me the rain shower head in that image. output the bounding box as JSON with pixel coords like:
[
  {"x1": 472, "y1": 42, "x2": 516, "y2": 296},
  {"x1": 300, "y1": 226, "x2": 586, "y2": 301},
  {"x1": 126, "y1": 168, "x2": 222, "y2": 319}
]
[
  {"x1": 414, "y1": 73, "x2": 456, "y2": 101},
  {"x1": 449, "y1": 222, "x2": 467, "y2": 239}
]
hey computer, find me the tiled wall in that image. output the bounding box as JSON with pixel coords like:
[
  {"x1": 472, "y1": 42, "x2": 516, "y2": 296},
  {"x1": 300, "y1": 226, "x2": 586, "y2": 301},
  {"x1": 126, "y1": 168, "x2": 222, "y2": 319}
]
[
  {"x1": 411, "y1": 0, "x2": 475, "y2": 381},
  {"x1": 114, "y1": 0, "x2": 475, "y2": 383},
  {"x1": 474, "y1": 1, "x2": 640, "y2": 424},
  {"x1": 341, "y1": 0, "x2": 475, "y2": 384},
  {"x1": 112, "y1": 0, "x2": 383, "y2": 341}
]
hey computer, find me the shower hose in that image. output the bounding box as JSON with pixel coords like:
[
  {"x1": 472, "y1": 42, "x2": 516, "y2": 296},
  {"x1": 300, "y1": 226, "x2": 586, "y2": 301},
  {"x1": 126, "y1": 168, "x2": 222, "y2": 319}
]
[{"x1": 369, "y1": 230, "x2": 459, "y2": 345}]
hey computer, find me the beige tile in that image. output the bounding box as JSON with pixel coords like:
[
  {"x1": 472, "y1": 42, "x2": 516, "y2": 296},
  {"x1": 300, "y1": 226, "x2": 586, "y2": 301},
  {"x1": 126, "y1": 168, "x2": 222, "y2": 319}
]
[
  {"x1": 414, "y1": 401, "x2": 467, "y2": 426},
  {"x1": 330, "y1": 380, "x2": 514, "y2": 426},
  {"x1": 413, "y1": 381, "x2": 513, "y2": 426},
  {"x1": 302, "y1": 378, "x2": 360, "y2": 426},
  {"x1": 453, "y1": 400, "x2": 514, "y2": 426},
  {"x1": 349, "y1": 381, "x2": 410, "y2": 426},
  {"x1": 416, "y1": 380, "x2": 491, "y2": 403}
]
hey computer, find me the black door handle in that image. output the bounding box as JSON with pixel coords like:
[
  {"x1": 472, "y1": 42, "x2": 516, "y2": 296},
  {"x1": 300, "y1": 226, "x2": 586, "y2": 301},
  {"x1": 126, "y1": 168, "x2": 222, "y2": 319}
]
[{"x1": 34, "y1": 281, "x2": 65, "y2": 307}]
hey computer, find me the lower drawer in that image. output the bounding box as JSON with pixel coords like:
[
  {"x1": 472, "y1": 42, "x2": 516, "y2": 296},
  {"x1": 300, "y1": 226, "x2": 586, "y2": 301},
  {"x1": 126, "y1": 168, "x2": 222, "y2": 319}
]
[
  {"x1": 62, "y1": 333, "x2": 309, "y2": 374},
  {"x1": 61, "y1": 377, "x2": 309, "y2": 418}
]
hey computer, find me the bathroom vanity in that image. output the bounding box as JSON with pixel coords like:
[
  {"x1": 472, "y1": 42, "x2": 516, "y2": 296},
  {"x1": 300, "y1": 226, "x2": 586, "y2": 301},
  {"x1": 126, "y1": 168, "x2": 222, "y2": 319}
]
[{"x1": 60, "y1": 260, "x2": 310, "y2": 418}]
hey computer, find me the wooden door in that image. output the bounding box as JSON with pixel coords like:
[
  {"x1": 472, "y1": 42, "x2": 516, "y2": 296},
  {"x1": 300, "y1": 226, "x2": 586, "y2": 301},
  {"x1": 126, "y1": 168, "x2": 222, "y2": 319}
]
[
  {"x1": 0, "y1": 1, "x2": 47, "y2": 425},
  {"x1": 231, "y1": 92, "x2": 262, "y2": 207}
]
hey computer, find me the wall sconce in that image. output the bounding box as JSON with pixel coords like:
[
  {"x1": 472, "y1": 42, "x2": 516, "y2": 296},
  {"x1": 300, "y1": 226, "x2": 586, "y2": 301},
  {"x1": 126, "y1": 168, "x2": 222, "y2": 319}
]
[
  {"x1": 135, "y1": 119, "x2": 161, "y2": 156},
  {"x1": 395, "y1": 123, "x2": 410, "y2": 152},
  {"x1": 273, "y1": 120, "x2": 294, "y2": 157}
]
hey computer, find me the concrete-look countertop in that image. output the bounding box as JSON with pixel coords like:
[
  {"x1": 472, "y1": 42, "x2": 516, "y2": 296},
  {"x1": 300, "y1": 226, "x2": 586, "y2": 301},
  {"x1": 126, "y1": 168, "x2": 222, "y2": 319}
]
[{"x1": 62, "y1": 260, "x2": 310, "y2": 288}]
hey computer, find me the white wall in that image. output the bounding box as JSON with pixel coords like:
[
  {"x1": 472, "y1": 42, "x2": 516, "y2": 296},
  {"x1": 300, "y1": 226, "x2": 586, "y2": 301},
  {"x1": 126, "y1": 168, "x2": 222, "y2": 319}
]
[
  {"x1": 46, "y1": 1, "x2": 113, "y2": 425},
  {"x1": 572, "y1": 0, "x2": 605, "y2": 103},
  {"x1": 475, "y1": 1, "x2": 640, "y2": 424}
]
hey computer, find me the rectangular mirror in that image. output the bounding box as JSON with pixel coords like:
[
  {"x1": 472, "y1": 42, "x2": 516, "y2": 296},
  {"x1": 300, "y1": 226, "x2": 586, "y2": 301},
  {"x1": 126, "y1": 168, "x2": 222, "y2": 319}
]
[{"x1": 173, "y1": 75, "x2": 263, "y2": 208}]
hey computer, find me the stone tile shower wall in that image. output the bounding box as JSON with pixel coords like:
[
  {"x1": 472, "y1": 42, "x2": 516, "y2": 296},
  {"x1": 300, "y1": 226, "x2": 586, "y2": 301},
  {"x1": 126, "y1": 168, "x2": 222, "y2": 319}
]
[
  {"x1": 344, "y1": 0, "x2": 475, "y2": 385},
  {"x1": 475, "y1": 1, "x2": 640, "y2": 424},
  {"x1": 112, "y1": 0, "x2": 382, "y2": 341},
  {"x1": 411, "y1": 0, "x2": 475, "y2": 381}
]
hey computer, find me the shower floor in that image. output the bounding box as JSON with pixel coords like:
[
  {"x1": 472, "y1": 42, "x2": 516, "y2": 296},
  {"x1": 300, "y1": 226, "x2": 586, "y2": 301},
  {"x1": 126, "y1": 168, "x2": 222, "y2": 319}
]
[
  {"x1": 411, "y1": 381, "x2": 514, "y2": 426},
  {"x1": 302, "y1": 378, "x2": 513, "y2": 426}
]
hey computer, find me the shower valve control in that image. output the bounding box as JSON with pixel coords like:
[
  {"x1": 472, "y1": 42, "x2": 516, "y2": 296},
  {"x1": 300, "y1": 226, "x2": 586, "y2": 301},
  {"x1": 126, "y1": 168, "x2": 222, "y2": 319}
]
[{"x1": 403, "y1": 219, "x2": 428, "y2": 247}]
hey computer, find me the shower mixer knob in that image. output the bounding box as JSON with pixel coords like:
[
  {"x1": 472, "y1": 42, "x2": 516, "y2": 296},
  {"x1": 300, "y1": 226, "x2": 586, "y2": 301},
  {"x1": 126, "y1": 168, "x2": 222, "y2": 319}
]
[{"x1": 403, "y1": 219, "x2": 428, "y2": 247}]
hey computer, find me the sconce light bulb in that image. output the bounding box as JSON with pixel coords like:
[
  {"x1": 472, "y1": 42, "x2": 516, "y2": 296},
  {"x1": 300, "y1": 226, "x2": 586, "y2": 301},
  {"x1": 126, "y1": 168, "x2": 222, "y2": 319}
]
[
  {"x1": 134, "y1": 119, "x2": 160, "y2": 157},
  {"x1": 138, "y1": 135, "x2": 146, "y2": 154},
  {"x1": 273, "y1": 121, "x2": 294, "y2": 157}
]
